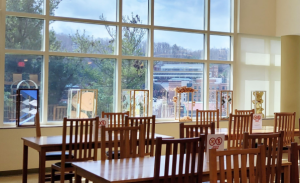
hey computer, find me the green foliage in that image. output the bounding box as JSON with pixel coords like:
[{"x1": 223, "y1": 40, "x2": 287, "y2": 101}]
[
  {"x1": 101, "y1": 13, "x2": 148, "y2": 90},
  {"x1": 5, "y1": 0, "x2": 148, "y2": 119}
]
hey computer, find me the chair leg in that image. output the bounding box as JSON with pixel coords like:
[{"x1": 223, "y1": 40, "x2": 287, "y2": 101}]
[
  {"x1": 51, "y1": 168, "x2": 55, "y2": 183},
  {"x1": 85, "y1": 179, "x2": 89, "y2": 183}
]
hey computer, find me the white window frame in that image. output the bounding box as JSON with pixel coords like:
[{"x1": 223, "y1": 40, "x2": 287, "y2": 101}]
[{"x1": 0, "y1": 0, "x2": 237, "y2": 126}]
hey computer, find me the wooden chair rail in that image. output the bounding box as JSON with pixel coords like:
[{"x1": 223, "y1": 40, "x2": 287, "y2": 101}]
[
  {"x1": 126, "y1": 115, "x2": 156, "y2": 156},
  {"x1": 209, "y1": 145, "x2": 266, "y2": 183},
  {"x1": 290, "y1": 142, "x2": 300, "y2": 183},
  {"x1": 102, "y1": 111, "x2": 129, "y2": 128},
  {"x1": 196, "y1": 109, "x2": 219, "y2": 128},
  {"x1": 274, "y1": 112, "x2": 296, "y2": 147},
  {"x1": 235, "y1": 109, "x2": 255, "y2": 115},
  {"x1": 228, "y1": 113, "x2": 253, "y2": 150},
  {"x1": 101, "y1": 124, "x2": 145, "y2": 160},
  {"x1": 154, "y1": 135, "x2": 205, "y2": 183},
  {"x1": 243, "y1": 131, "x2": 284, "y2": 183},
  {"x1": 51, "y1": 116, "x2": 100, "y2": 183}
]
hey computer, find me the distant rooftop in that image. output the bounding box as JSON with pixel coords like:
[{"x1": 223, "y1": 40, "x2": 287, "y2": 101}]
[
  {"x1": 168, "y1": 78, "x2": 192, "y2": 81},
  {"x1": 160, "y1": 64, "x2": 203, "y2": 71}
]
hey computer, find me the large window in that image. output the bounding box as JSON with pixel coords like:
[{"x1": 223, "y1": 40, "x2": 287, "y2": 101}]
[
  {"x1": 4, "y1": 54, "x2": 43, "y2": 123},
  {"x1": 1, "y1": 0, "x2": 234, "y2": 124},
  {"x1": 154, "y1": 30, "x2": 204, "y2": 59},
  {"x1": 153, "y1": 61, "x2": 204, "y2": 119},
  {"x1": 208, "y1": 64, "x2": 231, "y2": 110},
  {"x1": 48, "y1": 56, "x2": 116, "y2": 121}
]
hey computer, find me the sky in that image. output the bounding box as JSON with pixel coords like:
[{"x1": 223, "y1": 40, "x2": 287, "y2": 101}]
[{"x1": 49, "y1": 0, "x2": 231, "y2": 51}]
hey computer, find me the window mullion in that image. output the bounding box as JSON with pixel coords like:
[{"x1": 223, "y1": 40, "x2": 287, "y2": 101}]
[
  {"x1": 0, "y1": 0, "x2": 6, "y2": 126},
  {"x1": 116, "y1": 0, "x2": 123, "y2": 112},
  {"x1": 42, "y1": 0, "x2": 50, "y2": 124}
]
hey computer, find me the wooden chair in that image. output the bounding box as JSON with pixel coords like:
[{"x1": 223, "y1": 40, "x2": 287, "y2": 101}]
[
  {"x1": 290, "y1": 142, "x2": 300, "y2": 183},
  {"x1": 179, "y1": 122, "x2": 215, "y2": 151},
  {"x1": 53, "y1": 106, "x2": 67, "y2": 121},
  {"x1": 125, "y1": 115, "x2": 155, "y2": 156},
  {"x1": 100, "y1": 124, "x2": 145, "y2": 160},
  {"x1": 35, "y1": 111, "x2": 72, "y2": 161},
  {"x1": 274, "y1": 112, "x2": 296, "y2": 147},
  {"x1": 154, "y1": 135, "x2": 205, "y2": 183},
  {"x1": 101, "y1": 111, "x2": 129, "y2": 127},
  {"x1": 196, "y1": 109, "x2": 219, "y2": 128},
  {"x1": 243, "y1": 131, "x2": 284, "y2": 183},
  {"x1": 227, "y1": 113, "x2": 253, "y2": 150},
  {"x1": 51, "y1": 116, "x2": 100, "y2": 183},
  {"x1": 235, "y1": 109, "x2": 254, "y2": 115},
  {"x1": 209, "y1": 145, "x2": 266, "y2": 183}
]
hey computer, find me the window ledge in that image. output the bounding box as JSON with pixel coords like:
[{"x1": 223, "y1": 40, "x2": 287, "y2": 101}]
[{"x1": 0, "y1": 117, "x2": 275, "y2": 129}]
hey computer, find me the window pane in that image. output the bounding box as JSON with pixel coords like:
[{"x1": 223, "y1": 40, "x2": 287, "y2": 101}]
[
  {"x1": 48, "y1": 56, "x2": 116, "y2": 122},
  {"x1": 53, "y1": 0, "x2": 117, "y2": 21},
  {"x1": 154, "y1": 0, "x2": 204, "y2": 30},
  {"x1": 154, "y1": 30, "x2": 204, "y2": 59},
  {"x1": 123, "y1": 0, "x2": 148, "y2": 25},
  {"x1": 6, "y1": 16, "x2": 44, "y2": 51},
  {"x1": 122, "y1": 27, "x2": 148, "y2": 56},
  {"x1": 4, "y1": 54, "x2": 43, "y2": 123},
  {"x1": 49, "y1": 21, "x2": 116, "y2": 54},
  {"x1": 122, "y1": 60, "x2": 148, "y2": 90},
  {"x1": 210, "y1": 0, "x2": 231, "y2": 32},
  {"x1": 153, "y1": 61, "x2": 204, "y2": 119},
  {"x1": 210, "y1": 35, "x2": 231, "y2": 61},
  {"x1": 209, "y1": 64, "x2": 231, "y2": 110},
  {"x1": 6, "y1": 0, "x2": 44, "y2": 14}
]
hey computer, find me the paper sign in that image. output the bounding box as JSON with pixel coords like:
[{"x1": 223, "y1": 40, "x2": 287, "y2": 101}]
[
  {"x1": 99, "y1": 118, "x2": 108, "y2": 126},
  {"x1": 252, "y1": 114, "x2": 262, "y2": 129},
  {"x1": 206, "y1": 134, "x2": 225, "y2": 160},
  {"x1": 93, "y1": 118, "x2": 108, "y2": 138}
]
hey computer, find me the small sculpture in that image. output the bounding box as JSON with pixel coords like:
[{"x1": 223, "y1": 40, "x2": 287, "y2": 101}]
[
  {"x1": 175, "y1": 86, "x2": 197, "y2": 93},
  {"x1": 252, "y1": 91, "x2": 264, "y2": 118},
  {"x1": 173, "y1": 86, "x2": 195, "y2": 122},
  {"x1": 172, "y1": 96, "x2": 177, "y2": 103}
]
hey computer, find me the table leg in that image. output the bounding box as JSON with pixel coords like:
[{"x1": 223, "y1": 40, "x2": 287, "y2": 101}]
[
  {"x1": 284, "y1": 165, "x2": 290, "y2": 183},
  {"x1": 38, "y1": 149, "x2": 46, "y2": 183},
  {"x1": 22, "y1": 143, "x2": 28, "y2": 183},
  {"x1": 75, "y1": 168, "x2": 82, "y2": 183}
]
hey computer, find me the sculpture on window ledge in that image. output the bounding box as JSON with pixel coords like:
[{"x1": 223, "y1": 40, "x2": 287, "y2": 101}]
[{"x1": 251, "y1": 91, "x2": 266, "y2": 118}]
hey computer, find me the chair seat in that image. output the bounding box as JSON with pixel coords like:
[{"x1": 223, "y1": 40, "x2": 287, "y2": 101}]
[
  {"x1": 283, "y1": 146, "x2": 289, "y2": 151},
  {"x1": 46, "y1": 152, "x2": 73, "y2": 161},
  {"x1": 54, "y1": 162, "x2": 73, "y2": 168}
]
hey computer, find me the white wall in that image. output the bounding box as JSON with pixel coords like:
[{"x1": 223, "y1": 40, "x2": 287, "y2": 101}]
[
  {"x1": 276, "y1": 0, "x2": 300, "y2": 36},
  {"x1": 238, "y1": 0, "x2": 276, "y2": 36},
  {"x1": 235, "y1": 34, "x2": 281, "y2": 117}
]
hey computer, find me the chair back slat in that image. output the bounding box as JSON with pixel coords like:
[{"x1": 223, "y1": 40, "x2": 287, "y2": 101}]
[
  {"x1": 125, "y1": 115, "x2": 155, "y2": 156},
  {"x1": 243, "y1": 131, "x2": 284, "y2": 183},
  {"x1": 235, "y1": 109, "x2": 255, "y2": 115},
  {"x1": 35, "y1": 111, "x2": 41, "y2": 137},
  {"x1": 274, "y1": 112, "x2": 295, "y2": 146},
  {"x1": 102, "y1": 111, "x2": 129, "y2": 127},
  {"x1": 291, "y1": 142, "x2": 300, "y2": 183},
  {"x1": 209, "y1": 146, "x2": 266, "y2": 183},
  {"x1": 228, "y1": 113, "x2": 253, "y2": 150},
  {"x1": 100, "y1": 124, "x2": 145, "y2": 160},
  {"x1": 179, "y1": 122, "x2": 215, "y2": 151},
  {"x1": 196, "y1": 109, "x2": 219, "y2": 127},
  {"x1": 61, "y1": 116, "x2": 99, "y2": 175},
  {"x1": 154, "y1": 135, "x2": 205, "y2": 183}
]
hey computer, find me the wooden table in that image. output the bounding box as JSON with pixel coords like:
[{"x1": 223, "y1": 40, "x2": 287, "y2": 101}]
[
  {"x1": 73, "y1": 154, "x2": 291, "y2": 183},
  {"x1": 21, "y1": 133, "x2": 173, "y2": 183},
  {"x1": 215, "y1": 126, "x2": 300, "y2": 140}
]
